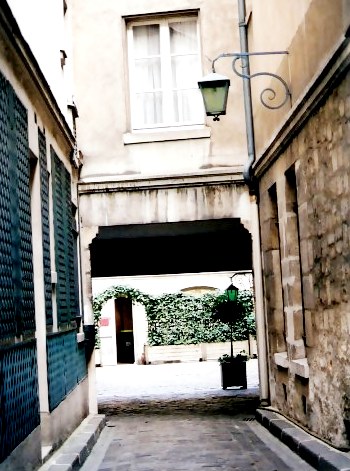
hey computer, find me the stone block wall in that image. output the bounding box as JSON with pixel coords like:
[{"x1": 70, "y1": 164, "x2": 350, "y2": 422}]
[{"x1": 259, "y1": 69, "x2": 350, "y2": 448}]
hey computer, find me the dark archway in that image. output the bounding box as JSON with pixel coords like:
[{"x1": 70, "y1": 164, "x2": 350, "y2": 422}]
[{"x1": 90, "y1": 218, "x2": 252, "y2": 277}]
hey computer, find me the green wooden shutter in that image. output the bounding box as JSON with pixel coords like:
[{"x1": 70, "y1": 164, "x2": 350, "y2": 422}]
[
  {"x1": 51, "y1": 149, "x2": 78, "y2": 324},
  {"x1": 39, "y1": 129, "x2": 53, "y2": 325},
  {"x1": 0, "y1": 71, "x2": 35, "y2": 337}
]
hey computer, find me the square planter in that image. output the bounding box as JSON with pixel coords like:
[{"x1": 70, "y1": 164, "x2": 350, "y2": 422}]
[{"x1": 220, "y1": 359, "x2": 247, "y2": 389}]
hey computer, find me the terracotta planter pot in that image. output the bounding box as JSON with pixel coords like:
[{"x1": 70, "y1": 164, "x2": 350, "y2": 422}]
[{"x1": 220, "y1": 359, "x2": 247, "y2": 390}]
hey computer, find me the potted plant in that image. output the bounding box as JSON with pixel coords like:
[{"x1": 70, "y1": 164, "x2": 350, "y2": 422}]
[
  {"x1": 211, "y1": 284, "x2": 251, "y2": 389},
  {"x1": 218, "y1": 351, "x2": 248, "y2": 389}
]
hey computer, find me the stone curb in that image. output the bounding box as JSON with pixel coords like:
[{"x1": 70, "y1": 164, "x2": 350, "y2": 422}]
[
  {"x1": 256, "y1": 408, "x2": 350, "y2": 471},
  {"x1": 38, "y1": 414, "x2": 106, "y2": 471}
]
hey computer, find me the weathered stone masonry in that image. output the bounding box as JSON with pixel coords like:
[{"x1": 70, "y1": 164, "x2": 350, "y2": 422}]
[{"x1": 259, "y1": 70, "x2": 350, "y2": 448}]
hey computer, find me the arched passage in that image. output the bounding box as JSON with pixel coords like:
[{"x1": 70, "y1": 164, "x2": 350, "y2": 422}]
[
  {"x1": 90, "y1": 218, "x2": 253, "y2": 365},
  {"x1": 90, "y1": 218, "x2": 252, "y2": 277}
]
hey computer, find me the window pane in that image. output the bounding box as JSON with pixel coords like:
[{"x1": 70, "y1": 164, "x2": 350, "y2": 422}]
[
  {"x1": 169, "y1": 21, "x2": 197, "y2": 53},
  {"x1": 129, "y1": 18, "x2": 203, "y2": 128},
  {"x1": 135, "y1": 91, "x2": 163, "y2": 126},
  {"x1": 171, "y1": 55, "x2": 200, "y2": 88},
  {"x1": 135, "y1": 58, "x2": 161, "y2": 91},
  {"x1": 133, "y1": 24, "x2": 160, "y2": 56},
  {"x1": 173, "y1": 89, "x2": 203, "y2": 123}
]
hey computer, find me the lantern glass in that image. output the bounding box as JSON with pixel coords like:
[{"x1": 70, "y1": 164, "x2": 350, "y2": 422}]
[
  {"x1": 198, "y1": 72, "x2": 230, "y2": 118},
  {"x1": 226, "y1": 283, "x2": 239, "y2": 302}
]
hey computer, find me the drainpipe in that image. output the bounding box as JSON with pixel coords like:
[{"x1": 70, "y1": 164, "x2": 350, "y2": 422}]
[
  {"x1": 237, "y1": 0, "x2": 269, "y2": 405},
  {"x1": 237, "y1": 0, "x2": 255, "y2": 188}
]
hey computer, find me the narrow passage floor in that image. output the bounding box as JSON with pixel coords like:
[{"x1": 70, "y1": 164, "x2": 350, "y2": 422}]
[
  {"x1": 81, "y1": 409, "x2": 315, "y2": 471},
  {"x1": 83, "y1": 361, "x2": 314, "y2": 470}
]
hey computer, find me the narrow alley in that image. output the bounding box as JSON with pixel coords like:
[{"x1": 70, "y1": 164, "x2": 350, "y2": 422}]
[{"x1": 78, "y1": 360, "x2": 315, "y2": 470}]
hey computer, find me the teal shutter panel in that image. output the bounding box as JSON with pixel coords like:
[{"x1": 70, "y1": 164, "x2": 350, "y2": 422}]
[
  {"x1": 0, "y1": 73, "x2": 15, "y2": 338},
  {"x1": 14, "y1": 92, "x2": 35, "y2": 333},
  {"x1": 0, "y1": 341, "x2": 40, "y2": 462},
  {"x1": 47, "y1": 330, "x2": 87, "y2": 411},
  {"x1": 39, "y1": 130, "x2": 53, "y2": 325},
  {"x1": 51, "y1": 149, "x2": 78, "y2": 325},
  {"x1": 0, "y1": 71, "x2": 35, "y2": 338}
]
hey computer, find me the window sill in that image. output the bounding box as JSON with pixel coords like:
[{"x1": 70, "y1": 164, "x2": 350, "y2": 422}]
[
  {"x1": 290, "y1": 358, "x2": 309, "y2": 378},
  {"x1": 123, "y1": 126, "x2": 211, "y2": 144},
  {"x1": 274, "y1": 352, "x2": 309, "y2": 378},
  {"x1": 274, "y1": 352, "x2": 289, "y2": 369}
]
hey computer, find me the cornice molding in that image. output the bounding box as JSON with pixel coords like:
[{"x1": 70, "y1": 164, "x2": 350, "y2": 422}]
[{"x1": 78, "y1": 168, "x2": 246, "y2": 195}]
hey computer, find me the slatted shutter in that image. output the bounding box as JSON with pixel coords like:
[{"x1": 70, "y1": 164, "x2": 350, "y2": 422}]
[
  {"x1": 14, "y1": 93, "x2": 35, "y2": 332},
  {"x1": 51, "y1": 149, "x2": 78, "y2": 324},
  {"x1": 38, "y1": 130, "x2": 53, "y2": 325},
  {"x1": 0, "y1": 73, "x2": 15, "y2": 338},
  {"x1": 0, "y1": 72, "x2": 35, "y2": 337}
]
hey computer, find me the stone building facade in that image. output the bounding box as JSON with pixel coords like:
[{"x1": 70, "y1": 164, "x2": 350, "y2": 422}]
[
  {"x1": 2, "y1": 0, "x2": 349, "y2": 463},
  {"x1": 252, "y1": 1, "x2": 350, "y2": 449},
  {"x1": 259, "y1": 71, "x2": 350, "y2": 448}
]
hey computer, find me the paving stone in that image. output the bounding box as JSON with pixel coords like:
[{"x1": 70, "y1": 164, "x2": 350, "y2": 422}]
[
  {"x1": 37, "y1": 362, "x2": 318, "y2": 470},
  {"x1": 46, "y1": 466, "x2": 73, "y2": 471},
  {"x1": 257, "y1": 408, "x2": 350, "y2": 471},
  {"x1": 269, "y1": 418, "x2": 294, "y2": 439},
  {"x1": 318, "y1": 450, "x2": 350, "y2": 471},
  {"x1": 281, "y1": 427, "x2": 313, "y2": 452},
  {"x1": 82, "y1": 413, "x2": 314, "y2": 471},
  {"x1": 298, "y1": 439, "x2": 330, "y2": 468},
  {"x1": 88, "y1": 362, "x2": 313, "y2": 470}
]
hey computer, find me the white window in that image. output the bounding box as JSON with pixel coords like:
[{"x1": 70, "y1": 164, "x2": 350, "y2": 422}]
[{"x1": 127, "y1": 16, "x2": 204, "y2": 130}]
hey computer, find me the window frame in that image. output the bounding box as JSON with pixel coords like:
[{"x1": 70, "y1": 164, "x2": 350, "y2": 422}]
[{"x1": 126, "y1": 14, "x2": 204, "y2": 131}]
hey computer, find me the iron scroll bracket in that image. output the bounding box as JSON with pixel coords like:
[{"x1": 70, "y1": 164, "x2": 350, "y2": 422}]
[{"x1": 211, "y1": 51, "x2": 291, "y2": 110}]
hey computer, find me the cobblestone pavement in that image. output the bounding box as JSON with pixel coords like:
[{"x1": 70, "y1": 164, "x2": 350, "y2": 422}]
[
  {"x1": 96, "y1": 359, "x2": 260, "y2": 401},
  {"x1": 82, "y1": 414, "x2": 315, "y2": 470},
  {"x1": 82, "y1": 361, "x2": 315, "y2": 470},
  {"x1": 96, "y1": 360, "x2": 260, "y2": 416}
]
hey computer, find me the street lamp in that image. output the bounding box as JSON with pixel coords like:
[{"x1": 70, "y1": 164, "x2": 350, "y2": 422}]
[
  {"x1": 200, "y1": 2, "x2": 282, "y2": 401},
  {"x1": 197, "y1": 72, "x2": 230, "y2": 121},
  {"x1": 225, "y1": 283, "x2": 239, "y2": 302},
  {"x1": 198, "y1": 51, "x2": 291, "y2": 121},
  {"x1": 224, "y1": 283, "x2": 239, "y2": 358}
]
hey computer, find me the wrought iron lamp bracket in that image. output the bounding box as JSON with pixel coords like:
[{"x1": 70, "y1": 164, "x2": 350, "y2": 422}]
[{"x1": 212, "y1": 51, "x2": 291, "y2": 110}]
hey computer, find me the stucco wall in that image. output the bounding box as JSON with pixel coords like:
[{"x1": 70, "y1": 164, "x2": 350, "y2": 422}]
[
  {"x1": 70, "y1": 0, "x2": 248, "y2": 181},
  {"x1": 40, "y1": 378, "x2": 89, "y2": 454},
  {"x1": 248, "y1": 0, "x2": 350, "y2": 157},
  {"x1": 0, "y1": 426, "x2": 42, "y2": 471},
  {"x1": 79, "y1": 181, "x2": 250, "y2": 228}
]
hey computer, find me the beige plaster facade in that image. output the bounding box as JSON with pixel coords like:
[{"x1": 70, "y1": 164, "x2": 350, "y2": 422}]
[
  {"x1": 69, "y1": 0, "x2": 268, "y2": 410},
  {"x1": 70, "y1": 0, "x2": 249, "y2": 181}
]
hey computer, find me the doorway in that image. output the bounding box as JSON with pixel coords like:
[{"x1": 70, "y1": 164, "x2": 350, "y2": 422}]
[{"x1": 115, "y1": 297, "x2": 134, "y2": 364}]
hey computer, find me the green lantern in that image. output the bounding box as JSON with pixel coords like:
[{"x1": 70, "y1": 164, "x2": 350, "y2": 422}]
[
  {"x1": 225, "y1": 283, "x2": 239, "y2": 302},
  {"x1": 198, "y1": 72, "x2": 230, "y2": 121}
]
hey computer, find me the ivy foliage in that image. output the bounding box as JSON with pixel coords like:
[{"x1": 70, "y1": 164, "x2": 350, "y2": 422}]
[{"x1": 93, "y1": 285, "x2": 255, "y2": 347}]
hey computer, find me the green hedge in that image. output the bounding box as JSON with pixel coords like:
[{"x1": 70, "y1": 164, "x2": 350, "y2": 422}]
[{"x1": 93, "y1": 285, "x2": 255, "y2": 347}]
